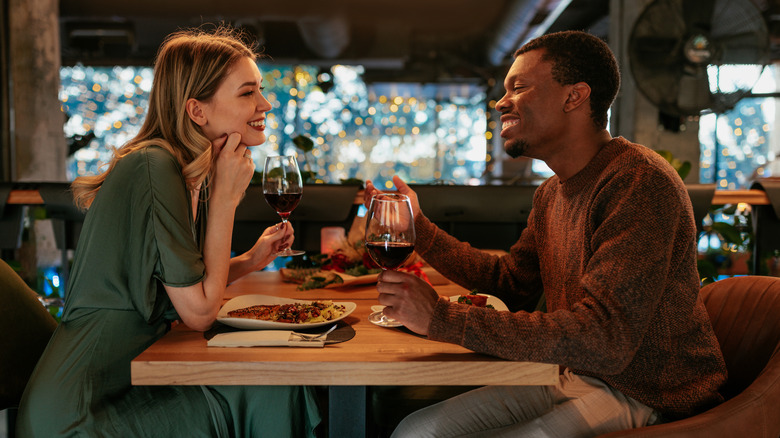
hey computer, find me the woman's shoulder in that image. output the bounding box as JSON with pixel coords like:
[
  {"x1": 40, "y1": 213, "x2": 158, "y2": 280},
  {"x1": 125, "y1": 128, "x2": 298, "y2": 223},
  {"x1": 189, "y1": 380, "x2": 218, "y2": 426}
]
[
  {"x1": 120, "y1": 145, "x2": 178, "y2": 167},
  {"x1": 104, "y1": 145, "x2": 185, "y2": 194},
  {"x1": 112, "y1": 145, "x2": 182, "y2": 178}
]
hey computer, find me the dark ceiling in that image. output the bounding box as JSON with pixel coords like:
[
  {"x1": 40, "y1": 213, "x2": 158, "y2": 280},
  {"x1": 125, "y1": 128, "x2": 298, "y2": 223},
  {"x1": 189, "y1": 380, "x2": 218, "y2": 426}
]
[
  {"x1": 58, "y1": 0, "x2": 607, "y2": 85},
  {"x1": 59, "y1": 0, "x2": 780, "y2": 87}
]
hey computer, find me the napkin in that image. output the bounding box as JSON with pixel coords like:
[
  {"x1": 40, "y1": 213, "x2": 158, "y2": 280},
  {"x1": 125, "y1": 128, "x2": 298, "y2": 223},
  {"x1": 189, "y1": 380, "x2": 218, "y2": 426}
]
[
  {"x1": 207, "y1": 330, "x2": 324, "y2": 348},
  {"x1": 205, "y1": 321, "x2": 356, "y2": 344}
]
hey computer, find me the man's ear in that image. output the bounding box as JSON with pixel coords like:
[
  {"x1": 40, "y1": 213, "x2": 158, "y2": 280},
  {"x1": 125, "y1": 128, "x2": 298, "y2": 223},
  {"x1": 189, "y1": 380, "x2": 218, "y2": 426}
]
[
  {"x1": 186, "y1": 98, "x2": 207, "y2": 126},
  {"x1": 563, "y1": 82, "x2": 591, "y2": 113}
]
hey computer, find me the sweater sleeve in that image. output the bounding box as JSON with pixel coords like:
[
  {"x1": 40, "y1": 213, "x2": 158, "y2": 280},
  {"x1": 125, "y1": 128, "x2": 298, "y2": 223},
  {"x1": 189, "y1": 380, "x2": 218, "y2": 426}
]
[
  {"x1": 429, "y1": 149, "x2": 698, "y2": 373},
  {"x1": 414, "y1": 189, "x2": 545, "y2": 311}
]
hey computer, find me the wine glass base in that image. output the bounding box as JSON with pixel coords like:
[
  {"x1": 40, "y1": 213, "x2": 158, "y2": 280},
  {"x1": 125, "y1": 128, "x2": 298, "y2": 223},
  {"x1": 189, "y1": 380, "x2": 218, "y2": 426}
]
[{"x1": 275, "y1": 249, "x2": 305, "y2": 257}]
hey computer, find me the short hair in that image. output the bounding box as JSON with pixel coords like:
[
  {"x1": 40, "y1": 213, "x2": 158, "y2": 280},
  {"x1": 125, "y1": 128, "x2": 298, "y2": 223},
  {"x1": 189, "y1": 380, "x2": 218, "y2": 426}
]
[{"x1": 515, "y1": 31, "x2": 620, "y2": 129}]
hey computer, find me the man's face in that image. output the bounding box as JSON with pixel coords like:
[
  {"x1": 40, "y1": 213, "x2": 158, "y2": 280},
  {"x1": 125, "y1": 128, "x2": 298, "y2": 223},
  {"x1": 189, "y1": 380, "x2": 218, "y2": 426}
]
[{"x1": 495, "y1": 50, "x2": 570, "y2": 161}]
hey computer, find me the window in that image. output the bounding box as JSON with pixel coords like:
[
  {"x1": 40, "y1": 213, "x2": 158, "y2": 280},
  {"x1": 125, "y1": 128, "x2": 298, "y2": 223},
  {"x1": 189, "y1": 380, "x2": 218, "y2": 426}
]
[
  {"x1": 699, "y1": 65, "x2": 779, "y2": 189},
  {"x1": 61, "y1": 64, "x2": 488, "y2": 188}
]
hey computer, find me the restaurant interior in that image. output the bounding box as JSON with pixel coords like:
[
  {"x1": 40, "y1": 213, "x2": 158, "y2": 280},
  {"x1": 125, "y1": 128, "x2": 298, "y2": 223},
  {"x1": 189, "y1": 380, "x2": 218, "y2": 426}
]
[{"x1": 3, "y1": 0, "x2": 780, "y2": 437}]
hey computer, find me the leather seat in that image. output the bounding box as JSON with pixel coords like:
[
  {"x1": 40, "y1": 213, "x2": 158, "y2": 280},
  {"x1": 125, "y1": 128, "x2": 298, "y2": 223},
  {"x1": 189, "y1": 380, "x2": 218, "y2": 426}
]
[
  {"x1": 1, "y1": 258, "x2": 58, "y2": 437},
  {"x1": 599, "y1": 275, "x2": 780, "y2": 437}
]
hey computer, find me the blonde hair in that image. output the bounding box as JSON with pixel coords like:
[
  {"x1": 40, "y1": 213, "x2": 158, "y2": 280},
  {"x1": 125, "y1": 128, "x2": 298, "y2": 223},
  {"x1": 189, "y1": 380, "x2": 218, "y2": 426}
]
[{"x1": 71, "y1": 25, "x2": 258, "y2": 209}]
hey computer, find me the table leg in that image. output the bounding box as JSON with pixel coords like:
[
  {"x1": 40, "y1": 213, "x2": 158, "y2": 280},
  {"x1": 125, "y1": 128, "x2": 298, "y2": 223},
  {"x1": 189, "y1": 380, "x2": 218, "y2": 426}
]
[{"x1": 328, "y1": 386, "x2": 366, "y2": 438}]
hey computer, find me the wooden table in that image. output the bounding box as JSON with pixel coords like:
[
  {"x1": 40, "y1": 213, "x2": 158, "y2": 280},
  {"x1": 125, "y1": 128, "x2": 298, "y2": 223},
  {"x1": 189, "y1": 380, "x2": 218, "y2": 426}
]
[
  {"x1": 5, "y1": 187, "x2": 773, "y2": 205},
  {"x1": 131, "y1": 270, "x2": 559, "y2": 437}
]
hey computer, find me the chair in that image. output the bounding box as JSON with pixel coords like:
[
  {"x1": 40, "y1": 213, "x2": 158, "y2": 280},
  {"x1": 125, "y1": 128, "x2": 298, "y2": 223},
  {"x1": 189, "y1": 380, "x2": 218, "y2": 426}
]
[
  {"x1": 0, "y1": 258, "x2": 58, "y2": 437},
  {"x1": 0, "y1": 184, "x2": 25, "y2": 258},
  {"x1": 409, "y1": 184, "x2": 538, "y2": 251},
  {"x1": 599, "y1": 275, "x2": 780, "y2": 437}
]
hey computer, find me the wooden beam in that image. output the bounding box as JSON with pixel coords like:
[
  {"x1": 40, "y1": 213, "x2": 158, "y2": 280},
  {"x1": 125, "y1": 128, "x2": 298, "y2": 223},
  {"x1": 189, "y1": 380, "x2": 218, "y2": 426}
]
[{"x1": 5, "y1": 188, "x2": 772, "y2": 206}]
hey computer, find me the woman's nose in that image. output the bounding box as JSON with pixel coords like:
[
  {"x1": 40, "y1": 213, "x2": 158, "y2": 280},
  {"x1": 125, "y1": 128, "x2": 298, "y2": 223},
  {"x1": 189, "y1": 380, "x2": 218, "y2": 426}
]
[{"x1": 257, "y1": 93, "x2": 272, "y2": 111}]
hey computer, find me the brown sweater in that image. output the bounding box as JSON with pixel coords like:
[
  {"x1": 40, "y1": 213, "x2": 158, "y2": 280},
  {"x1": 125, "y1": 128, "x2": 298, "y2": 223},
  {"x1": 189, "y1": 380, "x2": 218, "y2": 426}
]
[{"x1": 418, "y1": 137, "x2": 726, "y2": 419}]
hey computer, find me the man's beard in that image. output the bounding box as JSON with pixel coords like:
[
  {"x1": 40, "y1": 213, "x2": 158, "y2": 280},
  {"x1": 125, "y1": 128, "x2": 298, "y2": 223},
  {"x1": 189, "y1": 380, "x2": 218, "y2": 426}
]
[{"x1": 505, "y1": 138, "x2": 530, "y2": 159}]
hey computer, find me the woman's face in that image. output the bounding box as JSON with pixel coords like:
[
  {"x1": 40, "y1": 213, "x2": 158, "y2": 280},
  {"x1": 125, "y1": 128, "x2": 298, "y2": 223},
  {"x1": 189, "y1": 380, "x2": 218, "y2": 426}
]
[{"x1": 196, "y1": 56, "x2": 272, "y2": 147}]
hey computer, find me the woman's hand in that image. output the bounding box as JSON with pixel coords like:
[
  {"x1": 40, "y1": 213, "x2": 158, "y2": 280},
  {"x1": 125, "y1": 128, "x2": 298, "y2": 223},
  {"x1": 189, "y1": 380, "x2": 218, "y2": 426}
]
[
  {"x1": 211, "y1": 132, "x2": 256, "y2": 208},
  {"x1": 247, "y1": 222, "x2": 295, "y2": 270},
  {"x1": 364, "y1": 175, "x2": 422, "y2": 219}
]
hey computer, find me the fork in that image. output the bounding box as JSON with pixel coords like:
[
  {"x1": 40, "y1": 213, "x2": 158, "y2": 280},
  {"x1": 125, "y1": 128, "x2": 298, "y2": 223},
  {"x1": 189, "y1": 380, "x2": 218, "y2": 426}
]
[{"x1": 292, "y1": 324, "x2": 337, "y2": 340}]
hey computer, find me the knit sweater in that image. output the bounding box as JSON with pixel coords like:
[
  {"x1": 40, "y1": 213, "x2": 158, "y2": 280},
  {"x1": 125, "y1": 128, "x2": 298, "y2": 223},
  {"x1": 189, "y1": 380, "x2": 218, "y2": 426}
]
[{"x1": 418, "y1": 137, "x2": 727, "y2": 419}]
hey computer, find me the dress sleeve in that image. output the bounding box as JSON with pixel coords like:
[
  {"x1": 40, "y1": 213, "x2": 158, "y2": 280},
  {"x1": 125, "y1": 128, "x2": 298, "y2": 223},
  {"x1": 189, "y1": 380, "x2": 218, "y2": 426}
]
[{"x1": 144, "y1": 147, "x2": 205, "y2": 287}]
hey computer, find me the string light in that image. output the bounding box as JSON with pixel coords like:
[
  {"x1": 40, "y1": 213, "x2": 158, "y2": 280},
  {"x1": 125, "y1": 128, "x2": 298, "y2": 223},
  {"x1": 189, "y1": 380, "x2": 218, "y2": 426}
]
[{"x1": 62, "y1": 64, "x2": 489, "y2": 185}]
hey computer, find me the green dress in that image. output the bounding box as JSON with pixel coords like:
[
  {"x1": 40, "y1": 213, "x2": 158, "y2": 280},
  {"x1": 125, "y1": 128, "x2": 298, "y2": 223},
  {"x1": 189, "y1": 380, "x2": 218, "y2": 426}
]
[{"x1": 16, "y1": 146, "x2": 321, "y2": 437}]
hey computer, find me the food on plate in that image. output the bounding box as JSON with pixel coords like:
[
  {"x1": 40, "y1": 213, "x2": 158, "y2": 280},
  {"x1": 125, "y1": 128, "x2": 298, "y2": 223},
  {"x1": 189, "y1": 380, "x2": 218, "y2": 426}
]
[
  {"x1": 227, "y1": 300, "x2": 346, "y2": 324},
  {"x1": 280, "y1": 269, "x2": 347, "y2": 290},
  {"x1": 456, "y1": 290, "x2": 495, "y2": 309},
  {"x1": 299, "y1": 271, "x2": 345, "y2": 290}
]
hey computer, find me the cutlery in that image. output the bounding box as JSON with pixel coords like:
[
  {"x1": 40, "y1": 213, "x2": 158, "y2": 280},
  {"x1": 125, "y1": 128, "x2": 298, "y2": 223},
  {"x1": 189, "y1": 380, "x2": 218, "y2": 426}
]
[{"x1": 292, "y1": 324, "x2": 337, "y2": 341}]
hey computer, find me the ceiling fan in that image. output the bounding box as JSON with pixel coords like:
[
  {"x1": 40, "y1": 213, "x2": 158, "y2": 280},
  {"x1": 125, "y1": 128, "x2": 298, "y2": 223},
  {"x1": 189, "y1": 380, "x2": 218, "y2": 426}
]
[{"x1": 628, "y1": 0, "x2": 770, "y2": 118}]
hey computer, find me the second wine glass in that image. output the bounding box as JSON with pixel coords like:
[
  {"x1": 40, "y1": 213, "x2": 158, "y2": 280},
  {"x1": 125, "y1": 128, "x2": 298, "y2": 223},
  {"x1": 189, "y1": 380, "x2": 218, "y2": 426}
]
[
  {"x1": 263, "y1": 155, "x2": 305, "y2": 257},
  {"x1": 364, "y1": 193, "x2": 416, "y2": 270}
]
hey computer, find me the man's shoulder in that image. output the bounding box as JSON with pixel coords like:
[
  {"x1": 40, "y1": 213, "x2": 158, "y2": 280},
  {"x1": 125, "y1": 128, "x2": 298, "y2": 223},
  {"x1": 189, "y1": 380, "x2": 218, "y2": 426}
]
[{"x1": 607, "y1": 138, "x2": 680, "y2": 181}]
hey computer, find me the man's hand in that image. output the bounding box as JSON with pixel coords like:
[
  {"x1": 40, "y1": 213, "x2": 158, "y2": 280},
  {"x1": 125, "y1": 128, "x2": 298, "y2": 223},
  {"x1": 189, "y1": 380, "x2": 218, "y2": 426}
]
[
  {"x1": 376, "y1": 269, "x2": 439, "y2": 335},
  {"x1": 364, "y1": 175, "x2": 422, "y2": 219}
]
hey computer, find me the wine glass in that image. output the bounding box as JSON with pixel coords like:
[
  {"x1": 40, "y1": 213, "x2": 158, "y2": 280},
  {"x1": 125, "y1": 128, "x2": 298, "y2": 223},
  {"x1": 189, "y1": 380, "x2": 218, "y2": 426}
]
[
  {"x1": 364, "y1": 193, "x2": 416, "y2": 270},
  {"x1": 263, "y1": 155, "x2": 305, "y2": 257}
]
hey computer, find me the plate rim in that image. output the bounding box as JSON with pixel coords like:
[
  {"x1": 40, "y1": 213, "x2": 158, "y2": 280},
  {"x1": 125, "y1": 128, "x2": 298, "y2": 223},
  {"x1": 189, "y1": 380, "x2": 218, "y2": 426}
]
[
  {"x1": 217, "y1": 294, "x2": 356, "y2": 330},
  {"x1": 449, "y1": 293, "x2": 509, "y2": 311}
]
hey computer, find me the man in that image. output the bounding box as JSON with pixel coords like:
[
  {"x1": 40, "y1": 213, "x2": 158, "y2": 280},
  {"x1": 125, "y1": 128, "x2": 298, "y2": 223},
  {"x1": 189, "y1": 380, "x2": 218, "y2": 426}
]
[{"x1": 365, "y1": 31, "x2": 727, "y2": 437}]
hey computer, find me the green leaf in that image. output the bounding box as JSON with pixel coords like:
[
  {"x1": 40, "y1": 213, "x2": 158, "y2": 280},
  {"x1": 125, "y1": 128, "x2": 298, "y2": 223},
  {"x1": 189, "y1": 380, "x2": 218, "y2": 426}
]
[
  {"x1": 676, "y1": 161, "x2": 691, "y2": 180},
  {"x1": 697, "y1": 259, "x2": 719, "y2": 285},
  {"x1": 266, "y1": 167, "x2": 285, "y2": 179},
  {"x1": 721, "y1": 205, "x2": 738, "y2": 215},
  {"x1": 656, "y1": 150, "x2": 673, "y2": 162},
  {"x1": 339, "y1": 178, "x2": 364, "y2": 186},
  {"x1": 711, "y1": 222, "x2": 745, "y2": 245},
  {"x1": 250, "y1": 171, "x2": 263, "y2": 184},
  {"x1": 292, "y1": 135, "x2": 315, "y2": 152},
  {"x1": 654, "y1": 149, "x2": 691, "y2": 179}
]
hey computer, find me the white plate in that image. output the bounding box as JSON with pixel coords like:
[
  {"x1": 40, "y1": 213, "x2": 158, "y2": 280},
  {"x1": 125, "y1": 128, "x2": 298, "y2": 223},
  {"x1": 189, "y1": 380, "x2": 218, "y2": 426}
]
[
  {"x1": 449, "y1": 293, "x2": 509, "y2": 311},
  {"x1": 217, "y1": 294, "x2": 356, "y2": 330}
]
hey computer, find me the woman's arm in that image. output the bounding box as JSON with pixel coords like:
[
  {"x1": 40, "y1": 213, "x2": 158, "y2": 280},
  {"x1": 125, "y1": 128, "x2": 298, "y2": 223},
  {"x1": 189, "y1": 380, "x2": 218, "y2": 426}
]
[
  {"x1": 226, "y1": 222, "x2": 294, "y2": 283},
  {"x1": 165, "y1": 133, "x2": 254, "y2": 331}
]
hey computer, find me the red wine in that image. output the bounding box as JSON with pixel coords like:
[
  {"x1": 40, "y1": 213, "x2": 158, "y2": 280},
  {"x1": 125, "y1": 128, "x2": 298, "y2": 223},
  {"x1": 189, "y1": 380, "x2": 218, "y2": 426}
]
[
  {"x1": 264, "y1": 193, "x2": 302, "y2": 218},
  {"x1": 365, "y1": 241, "x2": 414, "y2": 270}
]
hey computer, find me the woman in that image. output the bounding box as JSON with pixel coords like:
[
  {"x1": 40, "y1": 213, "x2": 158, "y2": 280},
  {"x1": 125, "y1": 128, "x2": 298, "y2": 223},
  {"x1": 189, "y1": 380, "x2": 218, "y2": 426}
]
[{"x1": 17, "y1": 26, "x2": 321, "y2": 437}]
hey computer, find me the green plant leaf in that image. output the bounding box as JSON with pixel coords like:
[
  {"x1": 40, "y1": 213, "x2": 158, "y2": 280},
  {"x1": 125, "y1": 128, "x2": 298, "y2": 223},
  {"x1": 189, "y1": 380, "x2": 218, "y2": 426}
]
[
  {"x1": 697, "y1": 259, "x2": 719, "y2": 285},
  {"x1": 721, "y1": 205, "x2": 738, "y2": 215},
  {"x1": 250, "y1": 171, "x2": 263, "y2": 184},
  {"x1": 656, "y1": 150, "x2": 673, "y2": 162},
  {"x1": 300, "y1": 170, "x2": 316, "y2": 183},
  {"x1": 292, "y1": 135, "x2": 315, "y2": 153},
  {"x1": 710, "y1": 222, "x2": 745, "y2": 245},
  {"x1": 266, "y1": 167, "x2": 285, "y2": 179},
  {"x1": 676, "y1": 161, "x2": 691, "y2": 180},
  {"x1": 340, "y1": 177, "x2": 364, "y2": 186},
  {"x1": 654, "y1": 149, "x2": 691, "y2": 180}
]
